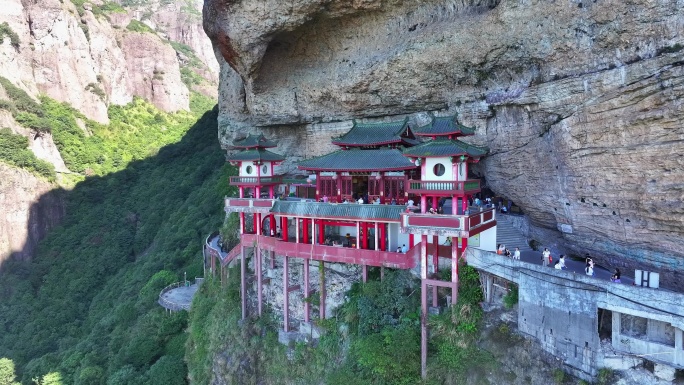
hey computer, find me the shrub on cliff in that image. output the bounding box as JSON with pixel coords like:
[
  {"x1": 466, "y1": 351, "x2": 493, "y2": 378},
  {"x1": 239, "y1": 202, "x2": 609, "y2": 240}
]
[
  {"x1": 0, "y1": 128, "x2": 56, "y2": 180},
  {"x1": 0, "y1": 22, "x2": 20, "y2": 48}
]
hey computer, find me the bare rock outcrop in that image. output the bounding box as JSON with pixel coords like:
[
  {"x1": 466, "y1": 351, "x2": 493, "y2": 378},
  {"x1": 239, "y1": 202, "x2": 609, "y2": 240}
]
[
  {"x1": 205, "y1": 0, "x2": 684, "y2": 287},
  {"x1": 0, "y1": 0, "x2": 220, "y2": 123},
  {"x1": 0, "y1": 163, "x2": 64, "y2": 268},
  {"x1": 121, "y1": 31, "x2": 189, "y2": 112}
]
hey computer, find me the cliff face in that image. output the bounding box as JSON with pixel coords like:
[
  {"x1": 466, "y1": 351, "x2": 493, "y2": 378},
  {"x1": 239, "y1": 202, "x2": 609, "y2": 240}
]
[
  {"x1": 0, "y1": 0, "x2": 218, "y2": 123},
  {"x1": 0, "y1": 163, "x2": 64, "y2": 266},
  {"x1": 205, "y1": 0, "x2": 684, "y2": 286}
]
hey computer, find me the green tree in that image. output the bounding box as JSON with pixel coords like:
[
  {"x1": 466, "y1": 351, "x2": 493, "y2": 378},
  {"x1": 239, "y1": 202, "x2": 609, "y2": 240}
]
[
  {"x1": 0, "y1": 358, "x2": 19, "y2": 385},
  {"x1": 33, "y1": 372, "x2": 63, "y2": 385}
]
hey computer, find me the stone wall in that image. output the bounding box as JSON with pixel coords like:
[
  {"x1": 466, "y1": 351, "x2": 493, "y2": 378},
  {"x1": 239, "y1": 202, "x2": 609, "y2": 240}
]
[{"x1": 467, "y1": 247, "x2": 684, "y2": 381}]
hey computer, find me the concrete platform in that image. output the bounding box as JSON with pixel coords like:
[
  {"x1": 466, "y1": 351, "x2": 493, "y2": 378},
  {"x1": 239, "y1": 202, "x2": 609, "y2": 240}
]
[{"x1": 158, "y1": 283, "x2": 199, "y2": 311}]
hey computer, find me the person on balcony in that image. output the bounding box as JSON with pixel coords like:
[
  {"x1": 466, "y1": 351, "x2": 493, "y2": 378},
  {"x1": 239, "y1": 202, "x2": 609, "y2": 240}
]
[
  {"x1": 401, "y1": 244, "x2": 408, "y2": 253},
  {"x1": 322, "y1": 195, "x2": 329, "y2": 203}
]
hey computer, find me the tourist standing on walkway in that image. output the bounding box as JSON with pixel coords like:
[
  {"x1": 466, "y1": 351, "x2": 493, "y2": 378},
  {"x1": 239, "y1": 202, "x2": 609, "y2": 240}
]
[
  {"x1": 513, "y1": 247, "x2": 521, "y2": 260},
  {"x1": 554, "y1": 260, "x2": 562, "y2": 270},
  {"x1": 585, "y1": 264, "x2": 594, "y2": 276},
  {"x1": 611, "y1": 268, "x2": 621, "y2": 283},
  {"x1": 542, "y1": 248, "x2": 551, "y2": 267},
  {"x1": 401, "y1": 244, "x2": 408, "y2": 253},
  {"x1": 559, "y1": 255, "x2": 566, "y2": 270}
]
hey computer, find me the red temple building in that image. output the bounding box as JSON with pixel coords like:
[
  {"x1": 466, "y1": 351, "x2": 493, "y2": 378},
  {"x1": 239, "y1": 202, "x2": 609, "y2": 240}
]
[{"x1": 218, "y1": 115, "x2": 497, "y2": 377}]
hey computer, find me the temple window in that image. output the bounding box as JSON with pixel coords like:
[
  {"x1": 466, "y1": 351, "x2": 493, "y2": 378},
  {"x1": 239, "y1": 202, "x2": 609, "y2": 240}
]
[{"x1": 433, "y1": 163, "x2": 446, "y2": 177}]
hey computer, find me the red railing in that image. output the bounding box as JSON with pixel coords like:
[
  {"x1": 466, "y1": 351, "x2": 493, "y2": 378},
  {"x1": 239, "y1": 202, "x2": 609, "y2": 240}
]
[
  {"x1": 406, "y1": 179, "x2": 481, "y2": 194},
  {"x1": 221, "y1": 243, "x2": 242, "y2": 267},
  {"x1": 224, "y1": 197, "x2": 276, "y2": 211},
  {"x1": 242, "y1": 234, "x2": 417, "y2": 269},
  {"x1": 229, "y1": 176, "x2": 283, "y2": 185},
  {"x1": 401, "y1": 207, "x2": 496, "y2": 237}
]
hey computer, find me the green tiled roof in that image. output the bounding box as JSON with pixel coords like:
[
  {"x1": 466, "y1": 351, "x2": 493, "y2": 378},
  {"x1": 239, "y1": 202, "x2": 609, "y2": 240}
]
[
  {"x1": 415, "y1": 115, "x2": 475, "y2": 137},
  {"x1": 226, "y1": 148, "x2": 285, "y2": 162},
  {"x1": 232, "y1": 133, "x2": 278, "y2": 149},
  {"x1": 271, "y1": 201, "x2": 405, "y2": 221},
  {"x1": 402, "y1": 138, "x2": 488, "y2": 158},
  {"x1": 298, "y1": 148, "x2": 417, "y2": 171},
  {"x1": 332, "y1": 118, "x2": 417, "y2": 147}
]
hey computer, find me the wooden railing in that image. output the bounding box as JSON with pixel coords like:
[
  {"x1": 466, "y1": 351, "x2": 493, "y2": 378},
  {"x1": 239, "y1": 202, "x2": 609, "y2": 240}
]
[
  {"x1": 229, "y1": 176, "x2": 283, "y2": 185},
  {"x1": 406, "y1": 179, "x2": 480, "y2": 193}
]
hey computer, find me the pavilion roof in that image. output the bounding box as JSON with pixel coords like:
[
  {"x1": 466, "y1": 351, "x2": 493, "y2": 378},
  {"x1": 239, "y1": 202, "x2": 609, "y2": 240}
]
[
  {"x1": 298, "y1": 148, "x2": 417, "y2": 172},
  {"x1": 271, "y1": 201, "x2": 405, "y2": 222},
  {"x1": 402, "y1": 138, "x2": 488, "y2": 158},
  {"x1": 232, "y1": 133, "x2": 278, "y2": 149},
  {"x1": 225, "y1": 148, "x2": 285, "y2": 162},
  {"x1": 331, "y1": 118, "x2": 418, "y2": 147},
  {"x1": 415, "y1": 115, "x2": 475, "y2": 137}
]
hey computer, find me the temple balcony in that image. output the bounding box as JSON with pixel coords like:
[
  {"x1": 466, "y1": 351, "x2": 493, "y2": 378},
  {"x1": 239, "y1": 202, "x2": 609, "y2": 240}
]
[
  {"x1": 400, "y1": 207, "x2": 496, "y2": 238},
  {"x1": 406, "y1": 179, "x2": 481, "y2": 195},
  {"x1": 229, "y1": 176, "x2": 283, "y2": 186}
]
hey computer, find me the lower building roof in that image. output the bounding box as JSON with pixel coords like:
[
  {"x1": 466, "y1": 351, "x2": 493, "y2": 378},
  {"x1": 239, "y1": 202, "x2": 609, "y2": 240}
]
[{"x1": 271, "y1": 201, "x2": 405, "y2": 221}]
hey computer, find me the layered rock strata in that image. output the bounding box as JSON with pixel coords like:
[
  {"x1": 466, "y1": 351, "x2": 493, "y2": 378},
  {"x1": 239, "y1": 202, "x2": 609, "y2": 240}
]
[
  {"x1": 205, "y1": 0, "x2": 684, "y2": 287},
  {"x1": 0, "y1": 0, "x2": 218, "y2": 123}
]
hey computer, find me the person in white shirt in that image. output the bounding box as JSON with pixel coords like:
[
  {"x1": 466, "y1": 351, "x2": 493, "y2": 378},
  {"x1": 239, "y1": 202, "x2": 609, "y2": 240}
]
[
  {"x1": 358, "y1": 197, "x2": 364, "y2": 204},
  {"x1": 513, "y1": 247, "x2": 521, "y2": 260},
  {"x1": 401, "y1": 244, "x2": 408, "y2": 253},
  {"x1": 407, "y1": 199, "x2": 415, "y2": 207},
  {"x1": 542, "y1": 248, "x2": 551, "y2": 267},
  {"x1": 554, "y1": 261, "x2": 562, "y2": 270},
  {"x1": 559, "y1": 255, "x2": 566, "y2": 269}
]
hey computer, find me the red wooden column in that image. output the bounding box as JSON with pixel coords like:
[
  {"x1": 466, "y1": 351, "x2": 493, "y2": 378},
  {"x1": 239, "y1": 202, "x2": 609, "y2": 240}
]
[
  {"x1": 239, "y1": 186, "x2": 244, "y2": 198},
  {"x1": 362, "y1": 222, "x2": 369, "y2": 249},
  {"x1": 241, "y1": 244, "x2": 246, "y2": 320},
  {"x1": 409, "y1": 233, "x2": 414, "y2": 248},
  {"x1": 420, "y1": 195, "x2": 427, "y2": 213},
  {"x1": 302, "y1": 218, "x2": 309, "y2": 244},
  {"x1": 451, "y1": 240, "x2": 459, "y2": 306},
  {"x1": 269, "y1": 185, "x2": 274, "y2": 199},
  {"x1": 283, "y1": 255, "x2": 289, "y2": 332},
  {"x1": 318, "y1": 220, "x2": 325, "y2": 244},
  {"x1": 256, "y1": 246, "x2": 263, "y2": 316},
  {"x1": 240, "y1": 213, "x2": 246, "y2": 234},
  {"x1": 253, "y1": 213, "x2": 258, "y2": 233},
  {"x1": 319, "y1": 261, "x2": 326, "y2": 320},
  {"x1": 304, "y1": 258, "x2": 310, "y2": 323},
  {"x1": 432, "y1": 196, "x2": 438, "y2": 211},
  {"x1": 433, "y1": 235, "x2": 439, "y2": 274},
  {"x1": 420, "y1": 234, "x2": 428, "y2": 379},
  {"x1": 281, "y1": 216, "x2": 288, "y2": 241},
  {"x1": 380, "y1": 223, "x2": 386, "y2": 251},
  {"x1": 315, "y1": 172, "x2": 321, "y2": 201},
  {"x1": 256, "y1": 213, "x2": 263, "y2": 316}
]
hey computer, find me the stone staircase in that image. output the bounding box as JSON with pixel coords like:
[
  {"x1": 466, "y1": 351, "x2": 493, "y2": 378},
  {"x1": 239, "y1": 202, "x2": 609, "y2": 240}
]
[{"x1": 495, "y1": 214, "x2": 532, "y2": 252}]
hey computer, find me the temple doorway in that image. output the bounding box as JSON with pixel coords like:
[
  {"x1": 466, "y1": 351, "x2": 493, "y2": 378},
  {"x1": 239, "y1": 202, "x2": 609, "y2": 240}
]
[{"x1": 352, "y1": 175, "x2": 369, "y2": 200}]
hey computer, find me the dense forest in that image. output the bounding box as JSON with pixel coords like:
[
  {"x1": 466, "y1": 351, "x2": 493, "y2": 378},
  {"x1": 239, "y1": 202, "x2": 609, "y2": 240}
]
[{"x1": 0, "y1": 89, "x2": 234, "y2": 384}]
